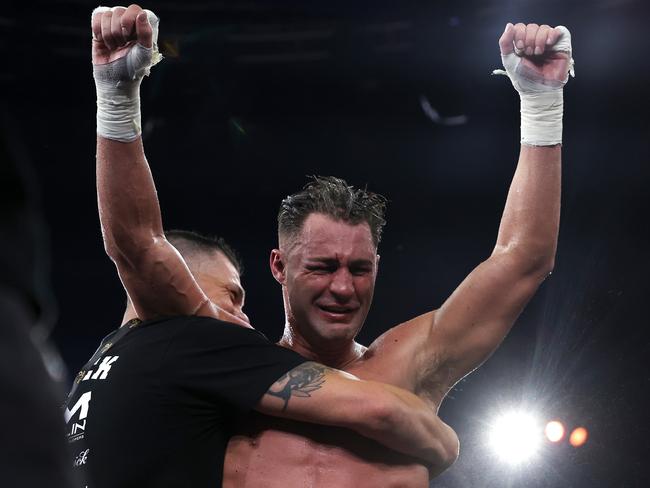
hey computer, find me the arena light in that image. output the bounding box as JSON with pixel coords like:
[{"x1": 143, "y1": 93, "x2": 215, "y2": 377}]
[
  {"x1": 544, "y1": 420, "x2": 565, "y2": 443},
  {"x1": 488, "y1": 411, "x2": 542, "y2": 465},
  {"x1": 569, "y1": 427, "x2": 588, "y2": 447}
]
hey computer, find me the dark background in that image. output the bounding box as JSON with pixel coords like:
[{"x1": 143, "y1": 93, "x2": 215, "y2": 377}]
[{"x1": 2, "y1": 0, "x2": 648, "y2": 486}]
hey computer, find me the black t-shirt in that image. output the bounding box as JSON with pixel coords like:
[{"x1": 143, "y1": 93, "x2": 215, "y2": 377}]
[{"x1": 64, "y1": 316, "x2": 306, "y2": 488}]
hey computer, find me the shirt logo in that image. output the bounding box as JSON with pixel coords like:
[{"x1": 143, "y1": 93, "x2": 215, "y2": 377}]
[
  {"x1": 64, "y1": 354, "x2": 120, "y2": 444},
  {"x1": 73, "y1": 448, "x2": 90, "y2": 468},
  {"x1": 65, "y1": 391, "x2": 92, "y2": 442},
  {"x1": 82, "y1": 355, "x2": 120, "y2": 381}
]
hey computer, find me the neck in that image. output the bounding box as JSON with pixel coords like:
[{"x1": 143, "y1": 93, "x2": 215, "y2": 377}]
[
  {"x1": 278, "y1": 325, "x2": 366, "y2": 369},
  {"x1": 122, "y1": 304, "x2": 138, "y2": 326}
]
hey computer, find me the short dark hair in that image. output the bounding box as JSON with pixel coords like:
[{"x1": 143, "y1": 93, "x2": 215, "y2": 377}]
[
  {"x1": 165, "y1": 229, "x2": 243, "y2": 275},
  {"x1": 277, "y1": 176, "x2": 387, "y2": 247}
]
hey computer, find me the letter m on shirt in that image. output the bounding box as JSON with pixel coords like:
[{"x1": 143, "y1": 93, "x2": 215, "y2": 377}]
[{"x1": 65, "y1": 391, "x2": 92, "y2": 424}]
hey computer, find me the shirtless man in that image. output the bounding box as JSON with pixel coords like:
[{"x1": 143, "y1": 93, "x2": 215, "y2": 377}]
[
  {"x1": 90, "y1": 4, "x2": 572, "y2": 485},
  {"x1": 223, "y1": 22, "x2": 574, "y2": 487},
  {"x1": 82, "y1": 5, "x2": 458, "y2": 487}
]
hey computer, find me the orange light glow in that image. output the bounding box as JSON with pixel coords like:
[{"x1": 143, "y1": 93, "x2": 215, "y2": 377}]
[
  {"x1": 569, "y1": 427, "x2": 588, "y2": 447},
  {"x1": 545, "y1": 420, "x2": 565, "y2": 443}
]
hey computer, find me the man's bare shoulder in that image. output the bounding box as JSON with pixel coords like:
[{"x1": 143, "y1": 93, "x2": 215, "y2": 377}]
[
  {"x1": 348, "y1": 311, "x2": 440, "y2": 390},
  {"x1": 366, "y1": 311, "x2": 437, "y2": 355}
]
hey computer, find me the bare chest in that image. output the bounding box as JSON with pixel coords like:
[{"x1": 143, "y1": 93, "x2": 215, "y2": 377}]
[{"x1": 223, "y1": 357, "x2": 429, "y2": 488}]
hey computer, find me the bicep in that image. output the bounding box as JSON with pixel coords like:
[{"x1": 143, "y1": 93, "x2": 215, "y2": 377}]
[{"x1": 113, "y1": 236, "x2": 215, "y2": 320}]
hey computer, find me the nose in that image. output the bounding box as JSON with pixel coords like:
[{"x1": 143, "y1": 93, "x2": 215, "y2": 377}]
[{"x1": 329, "y1": 268, "x2": 354, "y2": 299}]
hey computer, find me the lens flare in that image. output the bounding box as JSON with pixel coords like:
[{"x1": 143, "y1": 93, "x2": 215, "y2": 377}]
[
  {"x1": 544, "y1": 420, "x2": 565, "y2": 443},
  {"x1": 569, "y1": 427, "x2": 588, "y2": 447}
]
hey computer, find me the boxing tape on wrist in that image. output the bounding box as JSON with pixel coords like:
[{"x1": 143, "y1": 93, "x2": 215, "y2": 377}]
[
  {"x1": 92, "y1": 7, "x2": 162, "y2": 142},
  {"x1": 493, "y1": 26, "x2": 575, "y2": 146}
]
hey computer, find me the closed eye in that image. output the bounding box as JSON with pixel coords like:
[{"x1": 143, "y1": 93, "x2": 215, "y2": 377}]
[
  {"x1": 227, "y1": 286, "x2": 245, "y2": 306},
  {"x1": 351, "y1": 267, "x2": 372, "y2": 276},
  {"x1": 307, "y1": 265, "x2": 336, "y2": 274}
]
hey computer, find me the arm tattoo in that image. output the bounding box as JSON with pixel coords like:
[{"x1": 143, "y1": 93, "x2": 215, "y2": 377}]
[{"x1": 266, "y1": 362, "x2": 330, "y2": 412}]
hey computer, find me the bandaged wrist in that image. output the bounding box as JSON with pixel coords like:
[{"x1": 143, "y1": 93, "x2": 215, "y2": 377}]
[
  {"x1": 520, "y1": 89, "x2": 563, "y2": 146},
  {"x1": 493, "y1": 25, "x2": 574, "y2": 147},
  {"x1": 92, "y1": 8, "x2": 161, "y2": 143},
  {"x1": 95, "y1": 60, "x2": 143, "y2": 142}
]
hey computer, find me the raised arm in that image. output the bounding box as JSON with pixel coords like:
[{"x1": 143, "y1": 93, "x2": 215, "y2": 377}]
[
  {"x1": 256, "y1": 362, "x2": 458, "y2": 474},
  {"x1": 398, "y1": 24, "x2": 574, "y2": 404},
  {"x1": 92, "y1": 5, "x2": 239, "y2": 323}
]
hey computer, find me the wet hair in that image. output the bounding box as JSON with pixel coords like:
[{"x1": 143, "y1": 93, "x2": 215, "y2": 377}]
[
  {"x1": 165, "y1": 229, "x2": 243, "y2": 275},
  {"x1": 277, "y1": 176, "x2": 387, "y2": 248}
]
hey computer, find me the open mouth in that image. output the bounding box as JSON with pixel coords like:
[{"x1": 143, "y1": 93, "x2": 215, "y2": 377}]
[{"x1": 316, "y1": 304, "x2": 358, "y2": 319}]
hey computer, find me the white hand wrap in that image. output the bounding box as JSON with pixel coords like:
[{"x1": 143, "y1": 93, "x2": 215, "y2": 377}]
[
  {"x1": 92, "y1": 7, "x2": 162, "y2": 142},
  {"x1": 494, "y1": 26, "x2": 575, "y2": 146}
]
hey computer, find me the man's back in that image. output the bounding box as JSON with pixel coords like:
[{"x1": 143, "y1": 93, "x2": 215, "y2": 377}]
[{"x1": 64, "y1": 316, "x2": 304, "y2": 488}]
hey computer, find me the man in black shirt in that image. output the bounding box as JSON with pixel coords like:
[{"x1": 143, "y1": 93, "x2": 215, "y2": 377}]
[
  {"x1": 66, "y1": 6, "x2": 459, "y2": 487},
  {"x1": 64, "y1": 225, "x2": 454, "y2": 487},
  {"x1": 65, "y1": 315, "x2": 305, "y2": 487}
]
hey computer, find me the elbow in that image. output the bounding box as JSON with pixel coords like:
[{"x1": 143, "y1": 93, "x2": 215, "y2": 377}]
[
  {"x1": 423, "y1": 422, "x2": 459, "y2": 476},
  {"x1": 542, "y1": 255, "x2": 556, "y2": 276},
  {"x1": 528, "y1": 250, "x2": 555, "y2": 278},
  {"x1": 529, "y1": 252, "x2": 556, "y2": 281},
  {"x1": 493, "y1": 242, "x2": 556, "y2": 281},
  {"x1": 363, "y1": 395, "x2": 459, "y2": 472},
  {"x1": 437, "y1": 425, "x2": 460, "y2": 470}
]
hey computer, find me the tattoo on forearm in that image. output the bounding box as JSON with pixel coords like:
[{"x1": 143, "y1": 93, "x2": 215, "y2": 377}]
[{"x1": 267, "y1": 362, "x2": 329, "y2": 411}]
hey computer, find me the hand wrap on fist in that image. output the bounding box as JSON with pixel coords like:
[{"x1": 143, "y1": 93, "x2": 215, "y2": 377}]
[
  {"x1": 494, "y1": 25, "x2": 575, "y2": 146},
  {"x1": 92, "y1": 7, "x2": 162, "y2": 142}
]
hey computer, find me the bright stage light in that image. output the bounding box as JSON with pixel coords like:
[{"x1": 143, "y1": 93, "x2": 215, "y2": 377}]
[
  {"x1": 488, "y1": 411, "x2": 542, "y2": 465},
  {"x1": 545, "y1": 420, "x2": 565, "y2": 443},
  {"x1": 569, "y1": 427, "x2": 588, "y2": 447}
]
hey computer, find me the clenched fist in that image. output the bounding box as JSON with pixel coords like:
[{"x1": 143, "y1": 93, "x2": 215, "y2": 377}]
[
  {"x1": 495, "y1": 22, "x2": 575, "y2": 146},
  {"x1": 92, "y1": 5, "x2": 154, "y2": 64},
  {"x1": 498, "y1": 23, "x2": 573, "y2": 89},
  {"x1": 91, "y1": 4, "x2": 161, "y2": 142}
]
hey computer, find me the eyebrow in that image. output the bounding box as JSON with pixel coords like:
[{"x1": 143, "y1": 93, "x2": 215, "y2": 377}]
[{"x1": 307, "y1": 257, "x2": 373, "y2": 267}]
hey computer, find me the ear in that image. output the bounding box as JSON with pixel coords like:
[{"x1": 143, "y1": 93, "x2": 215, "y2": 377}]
[{"x1": 270, "y1": 249, "x2": 286, "y2": 284}]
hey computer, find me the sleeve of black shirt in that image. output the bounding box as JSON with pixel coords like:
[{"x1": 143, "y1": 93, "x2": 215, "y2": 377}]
[{"x1": 165, "y1": 317, "x2": 307, "y2": 411}]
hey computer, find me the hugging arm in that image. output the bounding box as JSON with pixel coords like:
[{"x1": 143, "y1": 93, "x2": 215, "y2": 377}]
[{"x1": 256, "y1": 362, "x2": 459, "y2": 473}]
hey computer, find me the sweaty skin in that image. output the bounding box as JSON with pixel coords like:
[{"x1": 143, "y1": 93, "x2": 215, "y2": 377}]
[
  {"x1": 92, "y1": 7, "x2": 564, "y2": 485},
  {"x1": 225, "y1": 337, "x2": 435, "y2": 487},
  {"x1": 224, "y1": 23, "x2": 567, "y2": 487},
  {"x1": 223, "y1": 219, "x2": 438, "y2": 487},
  {"x1": 91, "y1": 4, "x2": 459, "y2": 478},
  {"x1": 224, "y1": 148, "x2": 562, "y2": 488}
]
